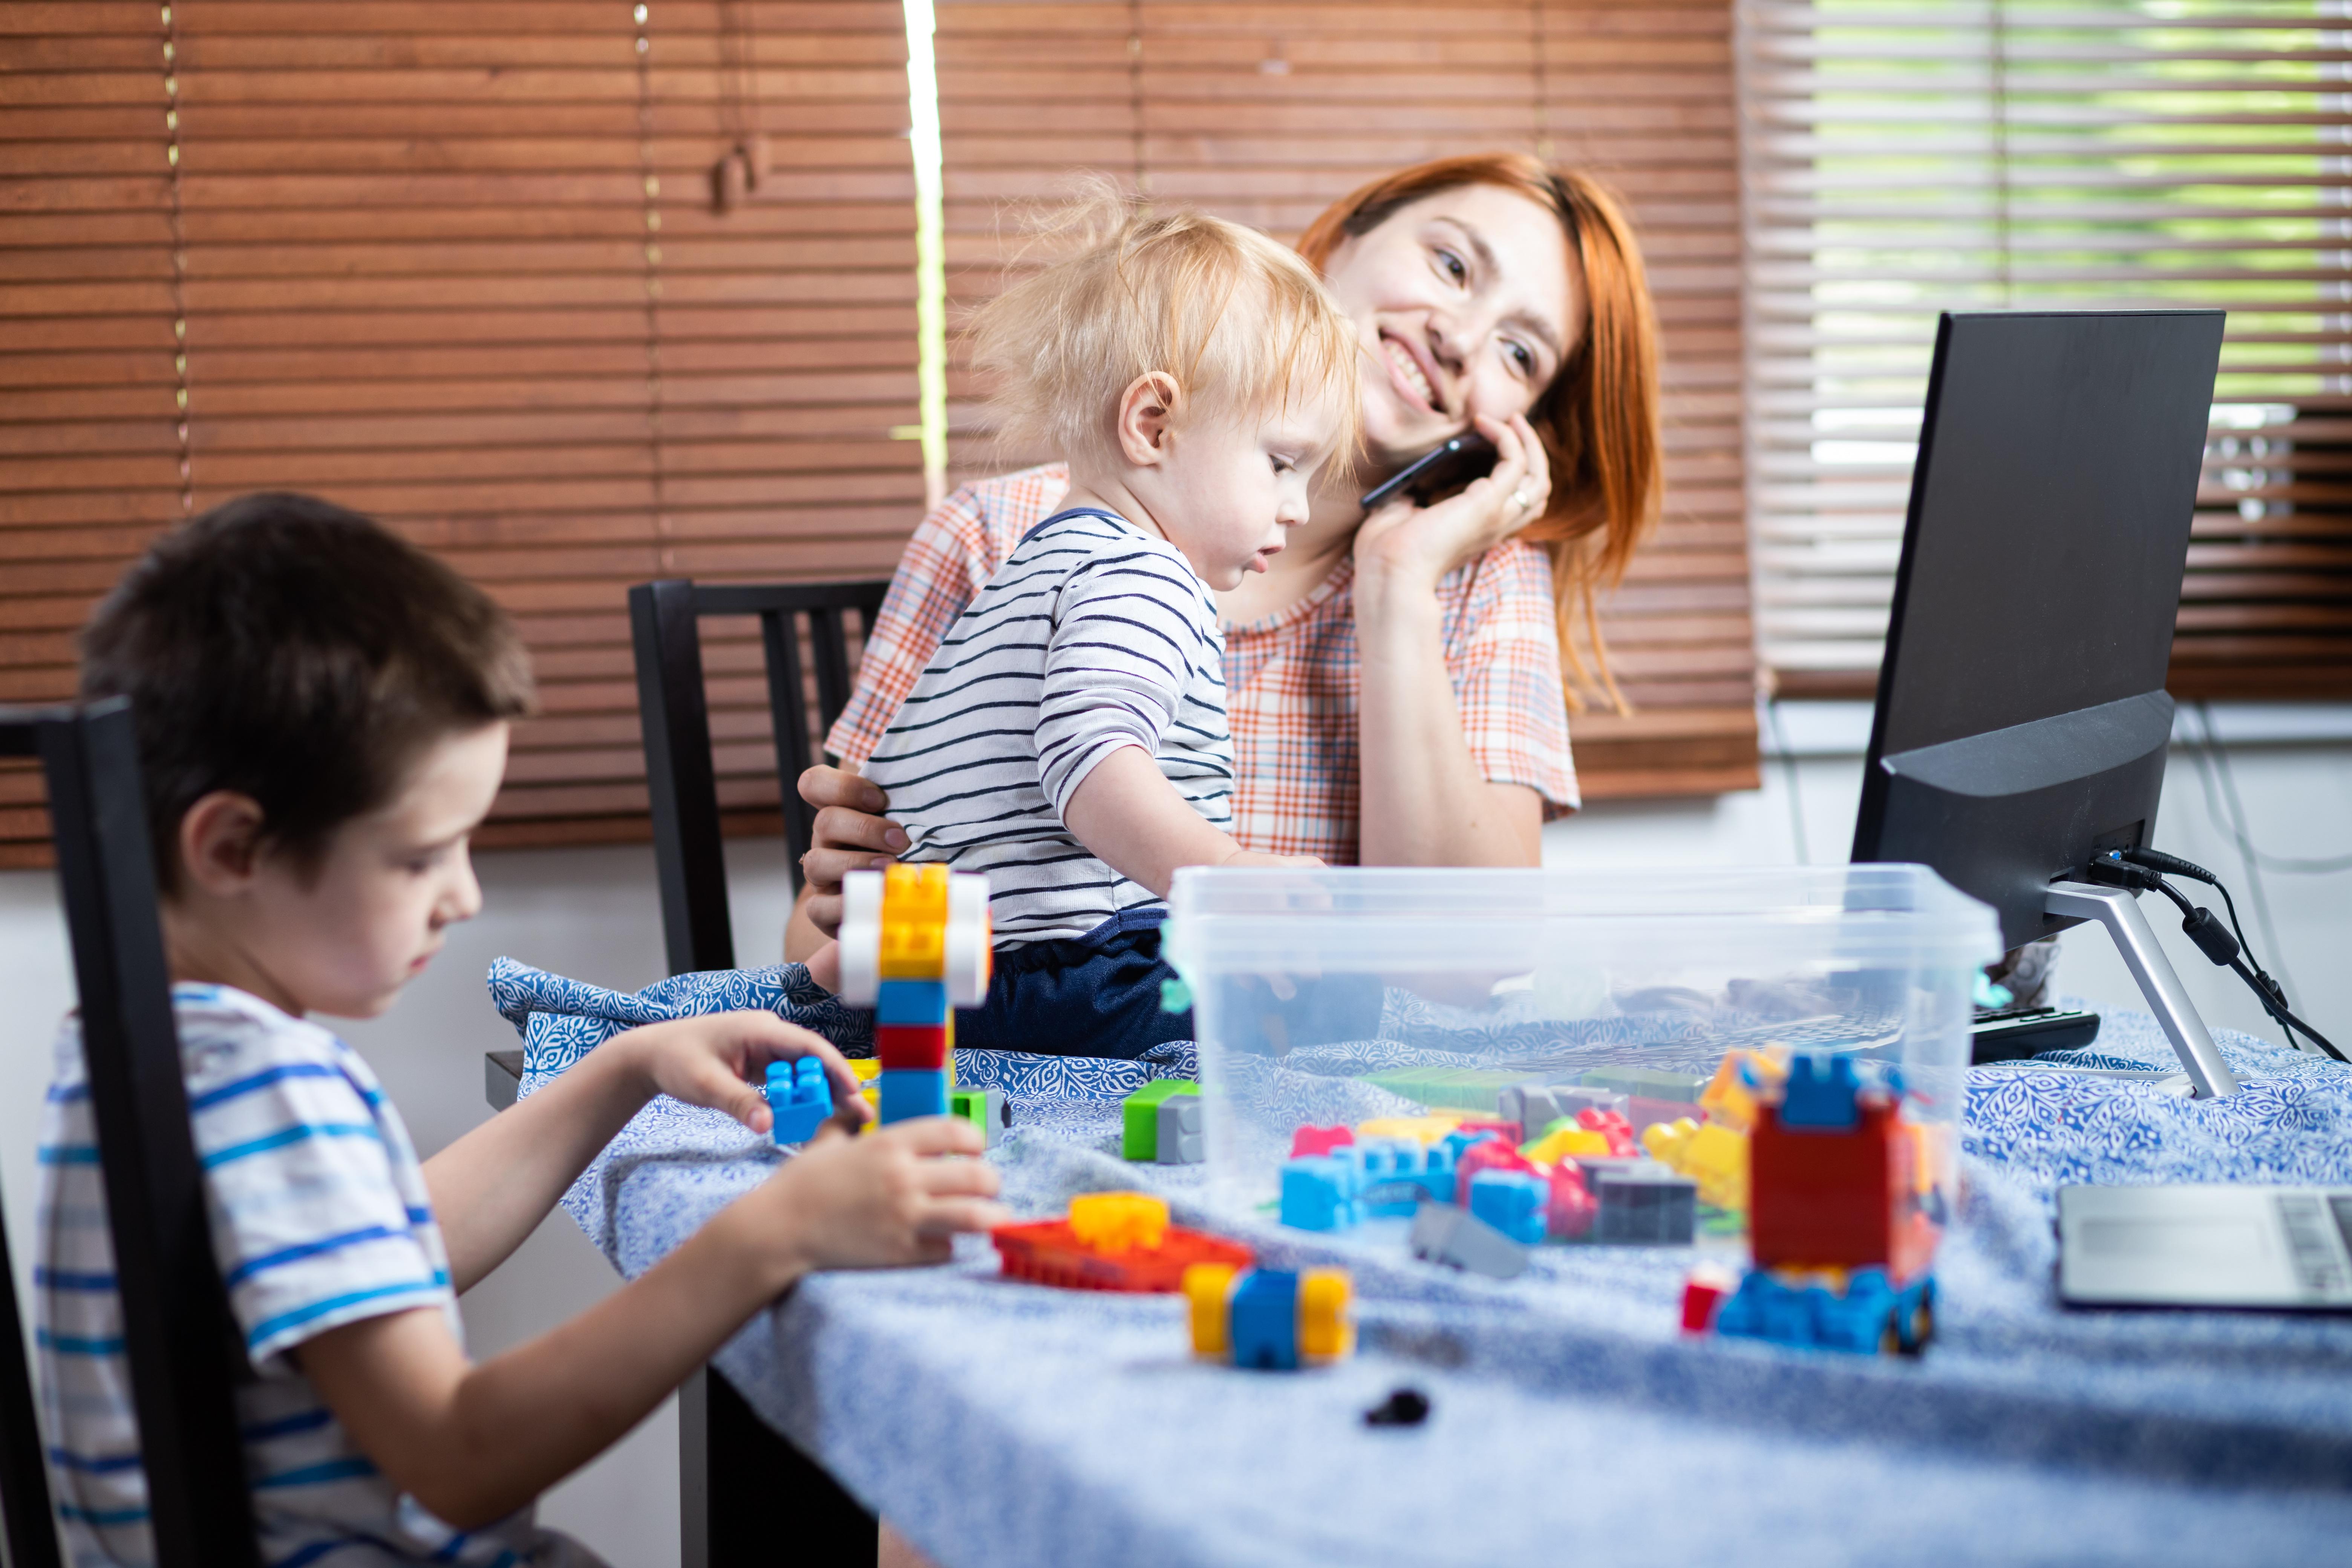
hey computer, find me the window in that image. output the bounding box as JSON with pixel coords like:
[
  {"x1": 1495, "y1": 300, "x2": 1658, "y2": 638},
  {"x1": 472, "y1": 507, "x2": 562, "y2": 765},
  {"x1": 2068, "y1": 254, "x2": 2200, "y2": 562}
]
[{"x1": 1740, "y1": 0, "x2": 2352, "y2": 697}]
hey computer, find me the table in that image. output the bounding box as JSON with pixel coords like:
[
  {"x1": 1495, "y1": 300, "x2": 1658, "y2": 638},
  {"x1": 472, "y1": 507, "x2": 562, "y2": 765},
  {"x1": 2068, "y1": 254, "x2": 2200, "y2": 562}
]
[{"x1": 521, "y1": 1005, "x2": 2352, "y2": 1567}]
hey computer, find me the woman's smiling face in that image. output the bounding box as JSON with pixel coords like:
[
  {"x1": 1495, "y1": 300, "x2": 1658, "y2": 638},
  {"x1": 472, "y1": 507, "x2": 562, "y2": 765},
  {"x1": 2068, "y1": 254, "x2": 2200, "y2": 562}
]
[{"x1": 1318, "y1": 182, "x2": 1582, "y2": 472}]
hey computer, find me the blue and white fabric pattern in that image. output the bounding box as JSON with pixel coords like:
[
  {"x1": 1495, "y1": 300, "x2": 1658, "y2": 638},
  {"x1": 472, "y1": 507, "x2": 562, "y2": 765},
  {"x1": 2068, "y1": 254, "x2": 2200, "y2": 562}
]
[
  {"x1": 858, "y1": 507, "x2": 1235, "y2": 945},
  {"x1": 35, "y1": 983, "x2": 599, "y2": 1568}
]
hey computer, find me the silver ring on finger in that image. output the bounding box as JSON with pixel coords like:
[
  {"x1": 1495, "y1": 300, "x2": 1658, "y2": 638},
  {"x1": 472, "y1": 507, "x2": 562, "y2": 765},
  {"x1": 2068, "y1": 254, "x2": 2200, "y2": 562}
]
[{"x1": 1510, "y1": 488, "x2": 1531, "y2": 514}]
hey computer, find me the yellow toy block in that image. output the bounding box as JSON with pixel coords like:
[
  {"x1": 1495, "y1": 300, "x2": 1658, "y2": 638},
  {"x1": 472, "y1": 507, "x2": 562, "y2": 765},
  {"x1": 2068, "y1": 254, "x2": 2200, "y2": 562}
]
[
  {"x1": 882, "y1": 861, "x2": 949, "y2": 925},
  {"x1": 878, "y1": 917, "x2": 946, "y2": 980},
  {"x1": 1698, "y1": 1047, "x2": 1787, "y2": 1135},
  {"x1": 1522, "y1": 1125, "x2": 1610, "y2": 1164},
  {"x1": 1298, "y1": 1269, "x2": 1354, "y2": 1359},
  {"x1": 1183, "y1": 1262, "x2": 1237, "y2": 1356},
  {"x1": 1069, "y1": 1191, "x2": 1168, "y2": 1255},
  {"x1": 1643, "y1": 1116, "x2": 1749, "y2": 1211},
  {"x1": 1355, "y1": 1115, "x2": 1462, "y2": 1145}
]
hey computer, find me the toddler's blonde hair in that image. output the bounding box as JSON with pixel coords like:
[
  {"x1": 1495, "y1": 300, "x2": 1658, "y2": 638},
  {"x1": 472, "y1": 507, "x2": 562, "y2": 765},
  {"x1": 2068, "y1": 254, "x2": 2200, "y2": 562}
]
[{"x1": 968, "y1": 194, "x2": 1362, "y2": 476}]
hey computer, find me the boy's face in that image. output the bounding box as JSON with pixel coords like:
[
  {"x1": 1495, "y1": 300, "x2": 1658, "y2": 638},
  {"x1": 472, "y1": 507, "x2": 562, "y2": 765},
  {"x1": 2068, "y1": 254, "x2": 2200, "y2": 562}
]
[
  {"x1": 1147, "y1": 388, "x2": 1346, "y2": 592},
  {"x1": 234, "y1": 723, "x2": 507, "y2": 1020}
]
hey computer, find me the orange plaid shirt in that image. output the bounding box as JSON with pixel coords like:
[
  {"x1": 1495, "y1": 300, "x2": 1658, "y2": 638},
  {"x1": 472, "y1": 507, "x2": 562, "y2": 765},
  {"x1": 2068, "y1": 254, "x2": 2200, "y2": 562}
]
[{"x1": 827, "y1": 464, "x2": 1578, "y2": 864}]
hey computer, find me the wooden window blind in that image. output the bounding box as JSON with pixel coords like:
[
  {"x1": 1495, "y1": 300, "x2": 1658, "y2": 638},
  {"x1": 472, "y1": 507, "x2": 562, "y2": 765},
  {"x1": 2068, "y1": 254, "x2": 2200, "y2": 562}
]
[
  {"x1": 934, "y1": 0, "x2": 1762, "y2": 798},
  {"x1": 1741, "y1": 0, "x2": 2352, "y2": 698},
  {"x1": 0, "y1": 0, "x2": 924, "y2": 867}
]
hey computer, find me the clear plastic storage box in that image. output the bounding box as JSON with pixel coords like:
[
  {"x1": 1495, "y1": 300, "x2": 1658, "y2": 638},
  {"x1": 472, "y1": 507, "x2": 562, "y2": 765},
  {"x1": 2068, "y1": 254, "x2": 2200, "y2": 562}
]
[{"x1": 1163, "y1": 865, "x2": 2001, "y2": 1248}]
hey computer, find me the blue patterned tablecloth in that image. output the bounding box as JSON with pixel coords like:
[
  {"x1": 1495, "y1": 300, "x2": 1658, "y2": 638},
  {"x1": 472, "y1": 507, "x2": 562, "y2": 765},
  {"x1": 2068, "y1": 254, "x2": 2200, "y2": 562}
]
[{"x1": 492, "y1": 959, "x2": 2352, "y2": 1566}]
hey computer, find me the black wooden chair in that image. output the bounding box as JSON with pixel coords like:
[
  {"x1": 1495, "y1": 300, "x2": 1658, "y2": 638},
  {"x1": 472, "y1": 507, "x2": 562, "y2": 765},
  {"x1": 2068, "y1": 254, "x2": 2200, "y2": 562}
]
[
  {"x1": 626, "y1": 579, "x2": 890, "y2": 1567},
  {"x1": 0, "y1": 700, "x2": 260, "y2": 1568}
]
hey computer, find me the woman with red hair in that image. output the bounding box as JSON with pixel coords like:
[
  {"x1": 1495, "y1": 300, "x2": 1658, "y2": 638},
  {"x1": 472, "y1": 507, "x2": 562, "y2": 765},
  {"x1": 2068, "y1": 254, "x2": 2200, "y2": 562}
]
[{"x1": 792, "y1": 153, "x2": 1663, "y2": 1020}]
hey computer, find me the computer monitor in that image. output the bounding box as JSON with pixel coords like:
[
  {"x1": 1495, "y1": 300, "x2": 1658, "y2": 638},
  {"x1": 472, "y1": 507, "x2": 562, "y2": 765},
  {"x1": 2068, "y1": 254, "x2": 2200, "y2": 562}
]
[{"x1": 1849, "y1": 309, "x2": 2239, "y2": 1096}]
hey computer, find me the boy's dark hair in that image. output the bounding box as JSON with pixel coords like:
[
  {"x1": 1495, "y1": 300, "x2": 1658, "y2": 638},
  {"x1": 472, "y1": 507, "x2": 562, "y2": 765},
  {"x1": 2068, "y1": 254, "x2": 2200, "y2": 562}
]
[{"x1": 80, "y1": 492, "x2": 536, "y2": 891}]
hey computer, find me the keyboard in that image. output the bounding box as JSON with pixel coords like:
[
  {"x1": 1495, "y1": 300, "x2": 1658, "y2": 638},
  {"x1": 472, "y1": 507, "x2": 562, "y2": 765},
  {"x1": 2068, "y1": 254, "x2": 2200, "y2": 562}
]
[{"x1": 1971, "y1": 1002, "x2": 2101, "y2": 1063}]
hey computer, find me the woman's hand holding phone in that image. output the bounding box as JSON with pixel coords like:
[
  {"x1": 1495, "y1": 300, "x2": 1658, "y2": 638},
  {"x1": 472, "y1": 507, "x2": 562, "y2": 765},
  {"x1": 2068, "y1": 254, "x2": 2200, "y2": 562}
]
[{"x1": 1353, "y1": 411, "x2": 1553, "y2": 596}]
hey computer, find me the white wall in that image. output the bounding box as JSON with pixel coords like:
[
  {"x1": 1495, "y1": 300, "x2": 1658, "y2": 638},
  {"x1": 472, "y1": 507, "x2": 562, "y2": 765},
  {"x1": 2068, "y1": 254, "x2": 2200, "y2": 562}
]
[{"x1": 0, "y1": 706, "x2": 2344, "y2": 1566}]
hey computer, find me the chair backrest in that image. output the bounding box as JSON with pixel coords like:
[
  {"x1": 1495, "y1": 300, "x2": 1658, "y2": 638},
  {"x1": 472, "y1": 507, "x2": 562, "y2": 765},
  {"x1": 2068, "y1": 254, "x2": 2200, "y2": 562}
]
[
  {"x1": 0, "y1": 700, "x2": 260, "y2": 1568},
  {"x1": 628, "y1": 579, "x2": 890, "y2": 976}
]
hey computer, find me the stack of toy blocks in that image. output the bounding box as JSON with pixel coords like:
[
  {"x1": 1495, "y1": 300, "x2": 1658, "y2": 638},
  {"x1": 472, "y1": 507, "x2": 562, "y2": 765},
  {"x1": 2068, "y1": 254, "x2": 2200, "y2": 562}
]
[
  {"x1": 1183, "y1": 1262, "x2": 1352, "y2": 1370},
  {"x1": 835, "y1": 862, "x2": 989, "y2": 1125}
]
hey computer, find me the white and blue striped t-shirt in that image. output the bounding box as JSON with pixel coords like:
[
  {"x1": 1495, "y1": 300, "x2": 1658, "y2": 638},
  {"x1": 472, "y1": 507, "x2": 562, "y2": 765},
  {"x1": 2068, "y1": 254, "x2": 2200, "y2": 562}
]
[
  {"x1": 861, "y1": 507, "x2": 1235, "y2": 943},
  {"x1": 35, "y1": 983, "x2": 600, "y2": 1568}
]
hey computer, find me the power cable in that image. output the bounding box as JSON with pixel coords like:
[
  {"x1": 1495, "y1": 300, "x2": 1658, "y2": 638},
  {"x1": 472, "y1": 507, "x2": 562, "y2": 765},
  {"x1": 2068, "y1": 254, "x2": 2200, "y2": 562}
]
[{"x1": 1763, "y1": 700, "x2": 1811, "y2": 865}]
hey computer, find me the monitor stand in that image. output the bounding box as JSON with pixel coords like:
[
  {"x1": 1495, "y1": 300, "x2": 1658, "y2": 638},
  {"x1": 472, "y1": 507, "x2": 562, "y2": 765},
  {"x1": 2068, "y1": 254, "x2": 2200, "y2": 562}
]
[{"x1": 2044, "y1": 881, "x2": 2239, "y2": 1099}]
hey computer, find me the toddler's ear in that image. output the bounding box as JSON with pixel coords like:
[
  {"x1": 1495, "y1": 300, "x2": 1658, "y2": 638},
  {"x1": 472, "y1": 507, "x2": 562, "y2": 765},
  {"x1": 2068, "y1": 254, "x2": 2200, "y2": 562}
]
[
  {"x1": 177, "y1": 790, "x2": 270, "y2": 895},
  {"x1": 1114, "y1": 371, "x2": 1183, "y2": 466}
]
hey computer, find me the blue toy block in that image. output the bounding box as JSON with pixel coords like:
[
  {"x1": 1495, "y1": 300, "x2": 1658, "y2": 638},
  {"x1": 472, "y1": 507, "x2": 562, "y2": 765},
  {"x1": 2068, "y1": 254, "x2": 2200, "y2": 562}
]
[
  {"x1": 1355, "y1": 1138, "x2": 1457, "y2": 1216},
  {"x1": 1715, "y1": 1267, "x2": 1935, "y2": 1355},
  {"x1": 1467, "y1": 1170, "x2": 1547, "y2": 1244},
  {"x1": 877, "y1": 1067, "x2": 949, "y2": 1124},
  {"x1": 1778, "y1": 1054, "x2": 1861, "y2": 1130},
  {"x1": 1813, "y1": 1269, "x2": 1897, "y2": 1353},
  {"x1": 1280, "y1": 1156, "x2": 1363, "y2": 1232},
  {"x1": 1228, "y1": 1269, "x2": 1300, "y2": 1370},
  {"x1": 875, "y1": 979, "x2": 951, "y2": 1026},
  {"x1": 766, "y1": 1058, "x2": 833, "y2": 1145}
]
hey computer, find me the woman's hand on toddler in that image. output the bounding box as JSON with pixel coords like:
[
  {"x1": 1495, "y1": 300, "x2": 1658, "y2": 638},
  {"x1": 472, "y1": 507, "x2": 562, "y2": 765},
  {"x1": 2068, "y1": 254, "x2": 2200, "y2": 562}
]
[
  {"x1": 748, "y1": 1117, "x2": 1009, "y2": 1272},
  {"x1": 610, "y1": 1011, "x2": 870, "y2": 1138}
]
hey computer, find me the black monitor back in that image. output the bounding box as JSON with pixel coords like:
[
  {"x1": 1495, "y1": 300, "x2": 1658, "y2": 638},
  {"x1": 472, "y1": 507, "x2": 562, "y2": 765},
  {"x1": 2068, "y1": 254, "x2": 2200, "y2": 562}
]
[{"x1": 1850, "y1": 309, "x2": 2225, "y2": 949}]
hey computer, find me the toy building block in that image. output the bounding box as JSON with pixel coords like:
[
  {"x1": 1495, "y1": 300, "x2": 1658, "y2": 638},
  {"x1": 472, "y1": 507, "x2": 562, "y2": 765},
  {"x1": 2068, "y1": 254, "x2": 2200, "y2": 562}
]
[
  {"x1": 1184, "y1": 1264, "x2": 1352, "y2": 1369},
  {"x1": 1712, "y1": 1265, "x2": 1936, "y2": 1356},
  {"x1": 1748, "y1": 1054, "x2": 1928, "y2": 1274},
  {"x1": 1291, "y1": 1124, "x2": 1354, "y2": 1158},
  {"x1": 836, "y1": 862, "x2": 991, "y2": 1009},
  {"x1": 879, "y1": 1067, "x2": 949, "y2": 1124},
  {"x1": 1576, "y1": 1107, "x2": 1637, "y2": 1157},
  {"x1": 1579, "y1": 1066, "x2": 1706, "y2": 1104},
  {"x1": 875, "y1": 978, "x2": 950, "y2": 1026},
  {"x1": 1681, "y1": 1264, "x2": 1736, "y2": 1332},
  {"x1": 1467, "y1": 1170, "x2": 1547, "y2": 1245},
  {"x1": 1281, "y1": 1155, "x2": 1363, "y2": 1232},
  {"x1": 1409, "y1": 1199, "x2": 1530, "y2": 1280},
  {"x1": 1452, "y1": 1133, "x2": 1534, "y2": 1205},
  {"x1": 765, "y1": 1058, "x2": 834, "y2": 1145},
  {"x1": 1545, "y1": 1162, "x2": 1598, "y2": 1240},
  {"x1": 1521, "y1": 1122, "x2": 1610, "y2": 1165},
  {"x1": 948, "y1": 1086, "x2": 1006, "y2": 1148},
  {"x1": 1502, "y1": 1083, "x2": 1628, "y2": 1143},
  {"x1": 1592, "y1": 1169, "x2": 1698, "y2": 1245},
  {"x1": 1122, "y1": 1079, "x2": 1200, "y2": 1160},
  {"x1": 1642, "y1": 1117, "x2": 1749, "y2": 1212},
  {"x1": 1356, "y1": 1114, "x2": 1463, "y2": 1146},
  {"x1": 995, "y1": 1212, "x2": 1251, "y2": 1294},
  {"x1": 1155, "y1": 1094, "x2": 1204, "y2": 1164},
  {"x1": 875, "y1": 1023, "x2": 950, "y2": 1071},
  {"x1": 1069, "y1": 1191, "x2": 1167, "y2": 1253},
  {"x1": 1228, "y1": 1269, "x2": 1300, "y2": 1370},
  {"x1": 1356, "y1": 1137, "x2": 1457, "y2": 1216},
  {"x1": 1699, "y1": 1048, "x2": 1786, "y2": 1135}
]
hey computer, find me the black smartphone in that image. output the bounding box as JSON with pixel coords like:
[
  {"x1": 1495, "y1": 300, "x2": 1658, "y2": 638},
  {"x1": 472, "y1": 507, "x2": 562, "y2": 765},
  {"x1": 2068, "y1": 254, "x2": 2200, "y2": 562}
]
[{"x1": 1358, "y1": 433, "x2": 1498, "y2": 511}]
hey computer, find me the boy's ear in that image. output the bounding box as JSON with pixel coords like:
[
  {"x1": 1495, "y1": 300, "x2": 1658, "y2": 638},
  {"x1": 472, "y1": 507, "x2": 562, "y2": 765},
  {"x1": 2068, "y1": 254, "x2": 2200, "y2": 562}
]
[
  {"x1": 1113, "y1": 371, "x2": 1182, "y2": 467},
  {"x1": 178, "y1": 790, "x2": 270, "y2": 896}
]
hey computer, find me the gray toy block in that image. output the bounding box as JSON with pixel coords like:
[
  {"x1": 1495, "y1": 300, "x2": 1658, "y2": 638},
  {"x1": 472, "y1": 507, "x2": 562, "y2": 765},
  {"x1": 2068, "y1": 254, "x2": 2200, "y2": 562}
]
[
  {"x1": 1154, "y1": 1093, "x2": 1204, "y2": 1164},
  {"x1": 1503, "y1": 1082, "x2": 1631, "y2": 1142},
  {"x1": 1409, "y1": 1199, "x2": 1530, "y2": 1280},
  {"x1": 1592, "y1": 1170, "x2": 1698, "y2": 1245}
]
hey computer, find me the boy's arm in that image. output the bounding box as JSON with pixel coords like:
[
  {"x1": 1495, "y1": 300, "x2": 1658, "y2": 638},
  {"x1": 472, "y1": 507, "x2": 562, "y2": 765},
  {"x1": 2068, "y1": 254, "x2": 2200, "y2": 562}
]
[
  {"x1": 304, "y1": 1118, "x2": 1003, "y2": 1530},
  {"x1": 1061, "y1": 745, "x2": 1302, "y2": 897},
  {"x1": 425, "y1": 1013, "x2": 863, "y2": 1295}
]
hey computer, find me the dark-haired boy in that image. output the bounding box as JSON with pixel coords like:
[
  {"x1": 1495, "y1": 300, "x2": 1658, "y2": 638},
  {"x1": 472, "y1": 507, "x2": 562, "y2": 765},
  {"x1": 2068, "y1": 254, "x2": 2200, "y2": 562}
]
[{"x1": 37, "y1": 493, "x2": 1007, "y2": 1567}]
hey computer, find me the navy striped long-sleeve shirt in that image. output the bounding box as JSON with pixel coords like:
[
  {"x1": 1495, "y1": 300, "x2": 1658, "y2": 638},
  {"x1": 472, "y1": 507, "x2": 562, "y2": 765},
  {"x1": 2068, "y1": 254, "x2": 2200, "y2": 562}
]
[{"x1": 860, "y1": 507, "x2": 1235, "y2": 944}]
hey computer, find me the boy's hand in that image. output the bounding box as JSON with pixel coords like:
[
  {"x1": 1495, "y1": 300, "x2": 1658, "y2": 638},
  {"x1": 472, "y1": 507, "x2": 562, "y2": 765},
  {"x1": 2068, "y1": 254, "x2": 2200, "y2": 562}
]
[
  {"x1": 611, "y1": 1012, "x2": 871, "y2": 1138},
  {"x1": 745, "y1": 1118, "x2": 1010, "y2": 1275}
]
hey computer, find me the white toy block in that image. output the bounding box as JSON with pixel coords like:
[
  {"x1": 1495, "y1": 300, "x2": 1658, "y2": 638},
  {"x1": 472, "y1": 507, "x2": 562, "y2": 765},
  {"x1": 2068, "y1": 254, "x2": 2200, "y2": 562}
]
[
  {"x1": 836, "y1": 869, "x2": 884, "y2": 1006},
  {"x1": 944, "y1": 871, "x2": 992, "y2": 1006}
]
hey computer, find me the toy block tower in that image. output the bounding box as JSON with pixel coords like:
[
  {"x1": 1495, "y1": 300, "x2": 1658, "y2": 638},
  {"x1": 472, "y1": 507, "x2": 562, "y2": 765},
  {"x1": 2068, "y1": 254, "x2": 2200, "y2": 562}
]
[
  {"x1": 1748, "y1": 1054, "x2": 1934, "y2": 1279},
  {"x1": 835, "y1": 862, "x2": 989, "y2": 1124}
]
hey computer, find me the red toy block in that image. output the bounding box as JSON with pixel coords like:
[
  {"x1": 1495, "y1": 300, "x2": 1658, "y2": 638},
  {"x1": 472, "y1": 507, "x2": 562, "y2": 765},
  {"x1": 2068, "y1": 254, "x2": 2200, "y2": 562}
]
[
  {"x1": 1291, "y1": 1125, "x2": 1355, "y2": 1158},
  {"x1": 1546, "y1": 1162, "x2": 1597, "y2": 1240},
  {"x1": 1453, "y1": 1117, "x2": 1519, "y2": 1144},
  {"x1": 990, "y1": 1218, "x2": 1254, "y2": 1293},
  {"x1": 874, "y1": 1023, "x2": 949, "y2": 1070},
  {"x1": 1681, "y1": 1270, "x2": 1732, "y2": 1332},
  {"x1": 1454, "y1": 1135, "x2": 1537, "y2": 1206},
  {"x1": 1575, "y1": 1107, "x2": 1637, "y2": 1157},
  {"x1": 1749, "y1": 1095, "x2": 1923, "y2": 1271}
]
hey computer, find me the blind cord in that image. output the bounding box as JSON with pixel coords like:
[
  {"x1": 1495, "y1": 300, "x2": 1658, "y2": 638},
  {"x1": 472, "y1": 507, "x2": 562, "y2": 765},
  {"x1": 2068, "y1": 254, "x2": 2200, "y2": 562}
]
[{"x1": 1763, "y1": 699, "x2": 1810, "y2": 865}]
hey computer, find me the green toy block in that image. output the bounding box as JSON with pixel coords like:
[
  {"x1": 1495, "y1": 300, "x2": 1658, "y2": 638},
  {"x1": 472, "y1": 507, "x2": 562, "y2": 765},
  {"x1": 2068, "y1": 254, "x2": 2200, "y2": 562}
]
[
  {"x1": 1121, "y1": 1078, "x2": 1200, "y2": 1160},
  {"x1": 1363, "y1": 1066, "x2": 1527, "y2": 1115},
  {"x1": 1577, "y1": 1066, "x2": 1707, "y2": 1104},
  {"x1": 948, "y1": 1086, "x2": 1006, "y2": 1148}
]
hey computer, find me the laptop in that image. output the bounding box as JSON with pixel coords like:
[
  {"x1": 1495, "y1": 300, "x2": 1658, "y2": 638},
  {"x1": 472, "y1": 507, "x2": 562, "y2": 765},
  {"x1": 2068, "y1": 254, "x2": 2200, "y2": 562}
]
[{"x1": 2057, "y1": 1185, "x2": 2352, "y2": 1309}]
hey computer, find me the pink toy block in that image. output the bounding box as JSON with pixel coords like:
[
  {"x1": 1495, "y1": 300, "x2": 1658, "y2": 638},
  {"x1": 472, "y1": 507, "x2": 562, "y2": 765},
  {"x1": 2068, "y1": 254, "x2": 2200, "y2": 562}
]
[{"x1": 1291, "y1": 1125, "x2": 1356, "y2": 1158}]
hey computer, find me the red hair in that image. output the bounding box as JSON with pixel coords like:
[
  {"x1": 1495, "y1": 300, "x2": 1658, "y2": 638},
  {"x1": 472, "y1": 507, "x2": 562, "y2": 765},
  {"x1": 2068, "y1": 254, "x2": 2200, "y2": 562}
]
[{"x1": 1296, "y1": 153, "x2": 1663, "y2": 714}]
